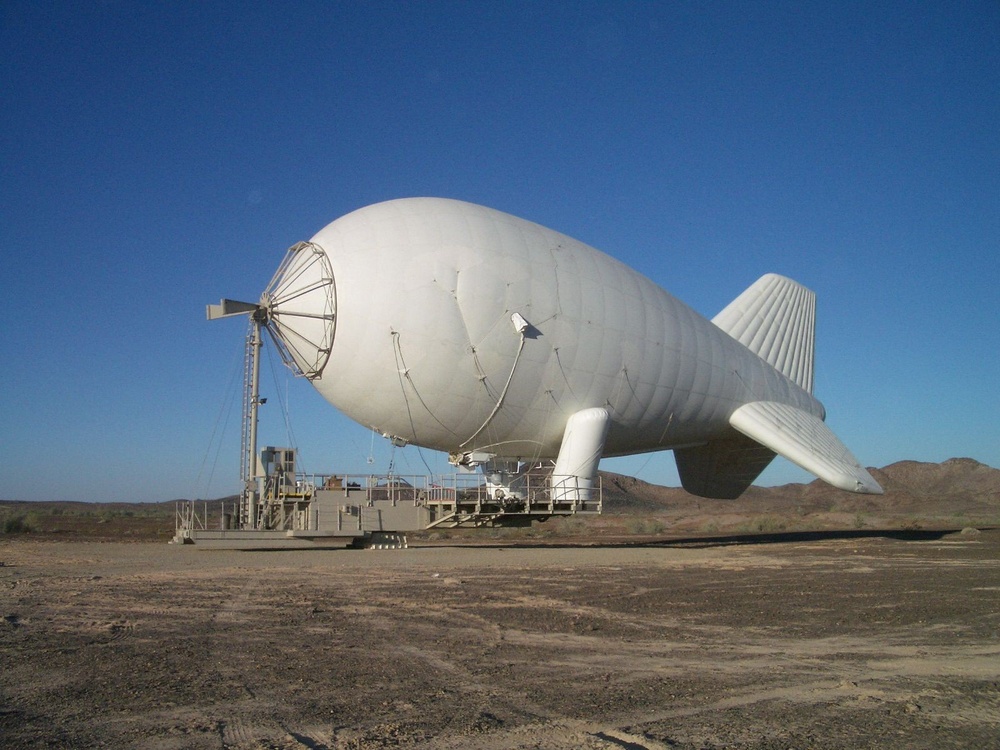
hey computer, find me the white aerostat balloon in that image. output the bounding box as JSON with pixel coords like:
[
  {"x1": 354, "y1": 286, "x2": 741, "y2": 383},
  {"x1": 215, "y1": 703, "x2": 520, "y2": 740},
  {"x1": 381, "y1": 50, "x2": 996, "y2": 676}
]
[{"x1": 258, "y1": 197, "x2": 881, "y2": 499}]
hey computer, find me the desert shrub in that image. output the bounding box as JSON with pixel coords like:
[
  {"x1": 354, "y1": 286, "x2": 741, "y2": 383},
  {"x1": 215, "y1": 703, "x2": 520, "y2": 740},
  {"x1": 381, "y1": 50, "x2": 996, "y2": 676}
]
[
  {"x1": 525, "y1": 525, "x2": 553, "y2": 538},
  {"x1": 555, "y1": 517, "x2": 586, "y2": 536},
  {"x1": 624, "y1": 518, "x2": 644, "y2": 534},
  {"x1": 3, "y1": 515, "x2": 33, "y2": 534},
  {"x1": 626, "y1": 518, "x2": 666, "y2": 535},
  {"x1": 754, "y1": 516, "x2": 786, "y2": 533}
]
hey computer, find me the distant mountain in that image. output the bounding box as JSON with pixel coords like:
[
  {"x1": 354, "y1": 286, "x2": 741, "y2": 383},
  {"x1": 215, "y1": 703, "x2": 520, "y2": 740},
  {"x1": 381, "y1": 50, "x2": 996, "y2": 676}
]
[{"x1": 600, "y1": 458, "x2": 1000, "y2": 519}]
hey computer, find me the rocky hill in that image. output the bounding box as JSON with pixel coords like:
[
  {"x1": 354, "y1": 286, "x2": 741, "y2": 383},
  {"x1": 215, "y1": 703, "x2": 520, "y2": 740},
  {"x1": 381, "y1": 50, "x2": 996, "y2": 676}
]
[{"x1": 599, "y1": 458, "x2": 1000, "y2": 529}]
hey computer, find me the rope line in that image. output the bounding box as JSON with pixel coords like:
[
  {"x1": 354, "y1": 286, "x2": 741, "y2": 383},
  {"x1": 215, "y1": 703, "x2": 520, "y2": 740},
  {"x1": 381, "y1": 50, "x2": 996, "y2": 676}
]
[{"x1": 459, "y1": 332, "x2": 526, "y2": 449}]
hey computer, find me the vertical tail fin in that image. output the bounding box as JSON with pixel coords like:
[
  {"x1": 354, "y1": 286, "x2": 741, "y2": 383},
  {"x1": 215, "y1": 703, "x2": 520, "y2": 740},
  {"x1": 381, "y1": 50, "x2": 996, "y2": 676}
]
[{"x1": 712, "y1": 274, "x2": 816, "y2": 393}]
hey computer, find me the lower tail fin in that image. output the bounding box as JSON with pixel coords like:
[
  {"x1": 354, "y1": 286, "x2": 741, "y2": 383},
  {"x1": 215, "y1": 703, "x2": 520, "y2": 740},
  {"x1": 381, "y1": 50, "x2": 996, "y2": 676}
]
[{"x1": 675, "y1": 435, "x2": 776, "y2": 499}]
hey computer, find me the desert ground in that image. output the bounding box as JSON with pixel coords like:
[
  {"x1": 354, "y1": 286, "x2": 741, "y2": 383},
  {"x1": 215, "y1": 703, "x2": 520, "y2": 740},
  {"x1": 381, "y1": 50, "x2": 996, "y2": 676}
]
[{"x1": 2, "y1": 526, "x2": 998, "y2": 749}]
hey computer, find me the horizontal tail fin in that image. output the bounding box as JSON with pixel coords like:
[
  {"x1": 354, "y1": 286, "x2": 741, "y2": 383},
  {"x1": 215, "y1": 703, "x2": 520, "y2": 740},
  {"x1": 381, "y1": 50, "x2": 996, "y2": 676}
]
[
  {"x1": 713, "y1": 274, "x2": 816, "y2": 393},
  {"x1": 729, "y1": 401, "x2": 883, "y2": 494}
]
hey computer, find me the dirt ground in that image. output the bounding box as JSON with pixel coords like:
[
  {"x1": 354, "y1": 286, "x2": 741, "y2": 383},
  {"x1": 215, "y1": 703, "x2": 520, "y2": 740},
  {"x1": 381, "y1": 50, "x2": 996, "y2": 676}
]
[{"x1": 2, "y1": 529, "x2": 999, "y2": 749}]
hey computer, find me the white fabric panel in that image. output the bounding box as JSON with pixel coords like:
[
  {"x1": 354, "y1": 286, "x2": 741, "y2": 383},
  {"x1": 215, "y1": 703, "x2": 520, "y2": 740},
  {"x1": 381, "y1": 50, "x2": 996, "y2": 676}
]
[{"x1": 730, "y1": 401, "x2": 882, "y2": 494}]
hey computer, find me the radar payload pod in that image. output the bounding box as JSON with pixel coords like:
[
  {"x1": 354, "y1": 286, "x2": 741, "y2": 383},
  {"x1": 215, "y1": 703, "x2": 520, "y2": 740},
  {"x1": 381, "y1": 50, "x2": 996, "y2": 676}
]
[{"x1": 223, "y1": 197, "x2": 881, "y2": 499}]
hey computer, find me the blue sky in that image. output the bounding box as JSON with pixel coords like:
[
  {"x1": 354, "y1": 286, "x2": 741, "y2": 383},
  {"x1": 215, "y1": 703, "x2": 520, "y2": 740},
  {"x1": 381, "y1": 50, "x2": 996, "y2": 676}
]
[{"x1": 2, "y1": 1, "x2": 997, "y2": 503}]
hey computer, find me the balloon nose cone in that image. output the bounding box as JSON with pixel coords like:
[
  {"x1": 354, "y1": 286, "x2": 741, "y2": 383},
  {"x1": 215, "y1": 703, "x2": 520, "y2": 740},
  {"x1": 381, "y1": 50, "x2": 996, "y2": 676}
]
[{"x1": 263, "y1": 241, "x2": 336, "y2": 380}]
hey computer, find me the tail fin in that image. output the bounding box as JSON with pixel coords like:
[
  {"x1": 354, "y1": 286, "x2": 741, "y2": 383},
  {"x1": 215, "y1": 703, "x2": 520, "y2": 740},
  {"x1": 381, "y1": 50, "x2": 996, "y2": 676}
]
[
  {"x1": 677, "y1": 275, "x2": 883, "y2": 499},
  {"x1": 676, "y1": 403, "x2": 883, "y2": 498},
  {"x1": 729, "y1": 401, "x2": 883, "y2": 494},
  {"x1": 712, "y1": 274, "x2": 815, "y2": 393},
  {"x1": 675, "y1": 435, "x2": 776, "y2": 499}
]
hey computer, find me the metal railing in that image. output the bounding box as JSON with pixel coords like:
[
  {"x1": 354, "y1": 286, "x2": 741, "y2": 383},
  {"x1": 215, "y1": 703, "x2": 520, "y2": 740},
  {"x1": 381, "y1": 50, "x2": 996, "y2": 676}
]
[
  {"x1": 179, "y1": 472, "x2": 602, "y2": 536},
  {"x1": 306, "y1": 471, "x2": 603, "y2": 514}
]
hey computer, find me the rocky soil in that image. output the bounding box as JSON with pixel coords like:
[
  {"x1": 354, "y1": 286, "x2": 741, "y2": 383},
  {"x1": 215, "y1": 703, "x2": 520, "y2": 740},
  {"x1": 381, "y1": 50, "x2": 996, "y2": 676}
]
[{"x1": 2, "y1": 527, "x2": 999, "y2": 749}]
